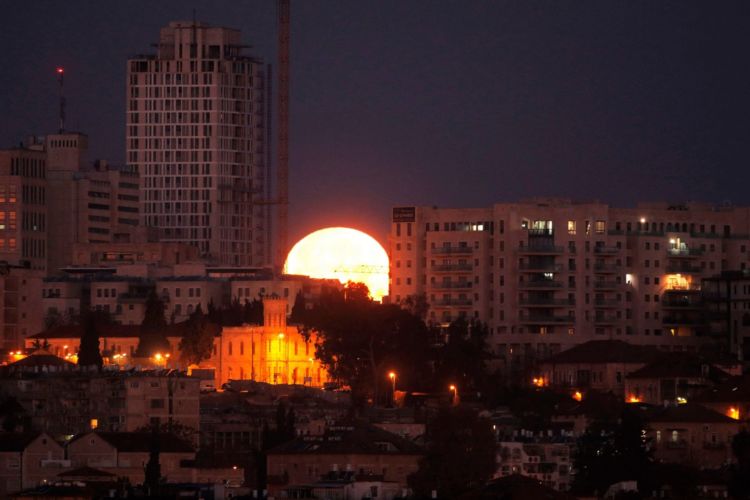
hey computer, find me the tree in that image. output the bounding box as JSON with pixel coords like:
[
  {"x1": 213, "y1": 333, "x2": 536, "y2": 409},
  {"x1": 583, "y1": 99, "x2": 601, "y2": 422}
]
[
  {"x1": 243, "y1": 298, "x2": 263, "y2": 324},
  {"x1": 289, "y1": 291, "x2": 306, "y2": 323},
  {"x1": 572, "y1": 406, "x2": 653, "y2": 497},
  {"x1": 300, "y1": 283, "x2": 433, "y2": 410},
  {"x1": 408, "y1": 406, "x2": 497, "y2": 498},
  {"x1": 729, "y1": 430, "x2": 750, "y2": 499},
  {"x1": 31, "y1": 338, "x2": 50, "y2": 351},
  {"x1": 144, "y1": 426, "x2": 162, "y2": 496},
  {"x1": 78, "y1": 310, "x2": 106, "y2": 369},
  {"x1": 136, "y1": 291, "x2": 170, "y2": 357},
  {"x1": 432, "y1": 317, "x2": 493, "y2": 398},
  {"x1": 178, "y1": 305, "x2": 217, "y2": 366}
]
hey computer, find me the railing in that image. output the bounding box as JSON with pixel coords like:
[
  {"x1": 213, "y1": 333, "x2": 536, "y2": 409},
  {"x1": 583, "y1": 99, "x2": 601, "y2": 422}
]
[
  {"x1": 663, "y1": 316, "x2": 706, "y2": 325},
  {"x1": 594, "y1": 315, "x2": 618, "y2": 324},
  {"x1": 431, "y1": 281, "x2": 473, "y2": 290},
  {"x1": 594, "y1": 263, "x2": 621, "y2": 272},
  {"x1": 432, "y1": 246, "x2": 473, "y2": 255},
  {"x1": 519, "y1": 280, "x2": 564, "y2": 289},
  {"x1": 667, "y1": 248, "x2": 704, "y2": 257},
  {"x1": 593, "y1": 281, "x2": 620, "y2": 289},
  {"x1": 665, "y1": 264, "x2": 702, "y2": 274},
  {"x1": 518, "y1": 245, "x2": 565, "y2": 254},
  {"x1": 662, "y1": 298, "x2": 702, "y2": 308},
  {"x1": 433, "y1": 264, "x2": 472, "y2": 272},
  {"x1": 520, "y1": 298, "x2": 575, "y2": 306},
  {"x1": 594, "y1": 299, "x2": 620, "y2": 307},
  {"x1": 594, "y1": 246, "x2": 620, "y2": 254},
  {"x1": 519, "y1": 314, "x2": 574, "y2": 323},
  {"x1": 519, "y1": 263, "x2": 563, "y2": 272},
  {"x1": 434, "y1": 298, "x2": 473, "y2": 306}
]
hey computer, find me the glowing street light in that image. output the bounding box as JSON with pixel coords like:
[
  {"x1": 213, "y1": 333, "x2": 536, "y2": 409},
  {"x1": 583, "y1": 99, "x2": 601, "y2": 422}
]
[
  {"x1": 449, "y1": 384, "x2": 458, "y2": 405},
  {"x1": 388, "y1": 371, "x2": 396, "y2": 404}
]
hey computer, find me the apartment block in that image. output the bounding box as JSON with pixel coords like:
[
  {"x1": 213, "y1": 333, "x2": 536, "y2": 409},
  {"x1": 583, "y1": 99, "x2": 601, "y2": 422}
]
[
  {"x1": 389, "y1": 200, "x2": 750, "y2": 368},
  {"x1": 127, "y1": 21, "x2": 268, "y2": 266},
  {"x1": 0, "y1": 145, "x2": 47, "y2": 271},
  {"x1": 46, "y1": 133, "x2": 143, "y2": 274}
]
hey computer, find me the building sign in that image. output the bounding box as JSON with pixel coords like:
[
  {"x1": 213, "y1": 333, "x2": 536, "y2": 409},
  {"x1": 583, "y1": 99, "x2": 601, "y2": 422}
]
[{"x1": 392, "y1": 207, "x2": 415, "y2": 222}]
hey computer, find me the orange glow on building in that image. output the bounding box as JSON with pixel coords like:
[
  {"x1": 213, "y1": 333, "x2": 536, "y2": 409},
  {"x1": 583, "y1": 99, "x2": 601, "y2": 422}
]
[
  {"x1": 728, "y1": 407, "x2": 740, "y2": 420},
  {"x1": 572, "y1": 391, "x2": 583, "y2": 401},
  {"x1": 627, "y1": 395, "x2": 641, "y2": 403},
  {"x1": 284, "y1": 227, "x2": 389, "y2": 301},
  {"x1": 665, "y1": 274, "x2": 692, "y2": 290}
]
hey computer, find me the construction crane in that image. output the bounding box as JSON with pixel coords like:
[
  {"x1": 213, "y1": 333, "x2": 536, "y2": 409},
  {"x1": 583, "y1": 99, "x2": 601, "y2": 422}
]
[{"x1": 276, "y1": 0, "x2": 290, "y2": 271}]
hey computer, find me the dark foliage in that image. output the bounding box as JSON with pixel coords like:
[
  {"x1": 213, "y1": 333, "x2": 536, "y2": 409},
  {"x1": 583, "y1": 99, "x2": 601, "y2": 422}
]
[
  {"x1": 296, "y1": 282, "x2": 433, "y2": 410},
  {"x1": 432, "y1": 317, "x2": 493, "y2": 400},
  {"x1": 572, "y1": 406, "x2": 653, "y2": 497},
  {"x1": 408, "y1": 406, "x2": 497, "y2": 498},
  {"x1": 77, "y1": 309, "x2": 109, "y2": 369},
  {"x1": 178, "y1": 305, "x2": 218, "y2": 365},
  {"x1": 136, "y1": 291, "x2": 170, "y2": 357},
  {"x1": 729, "y1": 430, "x2": 750, "y2": 499}
]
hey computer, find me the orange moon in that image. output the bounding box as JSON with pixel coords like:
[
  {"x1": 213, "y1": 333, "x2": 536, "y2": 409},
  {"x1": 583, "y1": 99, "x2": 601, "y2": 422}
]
[{"x1": 284, "y1": 227, "x2": 389, "y2": 301}]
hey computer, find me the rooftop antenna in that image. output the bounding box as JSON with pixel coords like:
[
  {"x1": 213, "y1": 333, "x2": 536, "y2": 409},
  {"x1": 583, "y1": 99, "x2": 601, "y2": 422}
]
[{"x1": 56, "y1": 67, "x2": 65, "y2": 133}]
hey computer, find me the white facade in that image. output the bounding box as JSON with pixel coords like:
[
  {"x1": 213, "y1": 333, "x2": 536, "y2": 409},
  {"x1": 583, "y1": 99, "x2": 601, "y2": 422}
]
[{"x1": 127, "y1": 21, "x2": 268, "y2": 266}]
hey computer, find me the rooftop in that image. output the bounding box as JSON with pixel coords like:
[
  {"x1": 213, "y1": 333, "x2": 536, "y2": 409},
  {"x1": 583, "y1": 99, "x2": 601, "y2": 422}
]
[
  {"x1": 269, "y1": 423, "x2": 422, "y2": 456},
  {"x1": 541, "y1": 340, "x2": 658, "y2": 365},
  {"x1": 648, "y1": 403, "x2": 737, "y2": 424},
  {"x1": 71, "y1": 431, "x2": 194, "y2": 453}
]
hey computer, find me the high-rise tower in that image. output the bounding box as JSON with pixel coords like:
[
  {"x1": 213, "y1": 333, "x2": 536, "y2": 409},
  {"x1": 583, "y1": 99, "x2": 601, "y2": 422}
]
[{"x1": 127, "y1": 21, "x2": 268, "y2": 266}]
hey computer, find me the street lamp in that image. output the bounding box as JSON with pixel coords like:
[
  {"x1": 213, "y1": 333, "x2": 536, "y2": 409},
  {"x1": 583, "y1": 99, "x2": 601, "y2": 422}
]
[
  {"x1": 449, "y1": 384, "x2": 458, "y2": 405},
  {"x1": 388, "y1": 371, "x2": 396, "y2": 405}
]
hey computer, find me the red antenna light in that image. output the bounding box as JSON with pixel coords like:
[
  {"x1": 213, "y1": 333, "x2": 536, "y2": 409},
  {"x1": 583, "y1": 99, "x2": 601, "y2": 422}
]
[{"x1": 56, "y1": 67, "x2": 64, "y2": 74}]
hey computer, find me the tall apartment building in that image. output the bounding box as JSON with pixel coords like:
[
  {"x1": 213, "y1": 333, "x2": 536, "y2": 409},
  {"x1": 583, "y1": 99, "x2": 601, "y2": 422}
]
[
  {"x1": 127, "y1": 21, "x2": 268, "y2": 266},
  {"x1": 0, "y1": 146, "x2": 47, "y2": 271},
  {"x1": 389, "y1": 200, "x2": 750, "y2": 366},
  {"x1": 46, "y1": 132, "x2": 142, "y2": 274}
]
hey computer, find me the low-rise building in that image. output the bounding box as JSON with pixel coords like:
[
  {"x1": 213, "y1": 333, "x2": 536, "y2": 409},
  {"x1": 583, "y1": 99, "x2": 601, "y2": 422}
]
[
  {"x1": 66, "y1": 431, "x2": 195, "y2": 485},
  {"x1": 537, "y1": 340, "x2": 658, "y2": 395},
  {"x1": 623, "y1": 354, "x2": 731, "y2": 405},
  {"x1": 645, "y1": 404, "x2": 739, "y2": 468},
  {"x1": 496, "y1": 441, "x2": 573, "y2": 492},
  {"x1": 266, "y1": 424, "x2": 423, "y2": 497},
  {"x1": 0, "y1": 432, "x2": 65, "y2": 496},
  {"x1": 0, "y1": 369, "x2": 200, "y2": 437}
]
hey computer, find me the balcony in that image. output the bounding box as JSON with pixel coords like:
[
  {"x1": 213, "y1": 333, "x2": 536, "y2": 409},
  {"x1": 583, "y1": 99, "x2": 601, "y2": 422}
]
[
  {"x1": 431, "y1": 281, "x2": 473, "y2": 290},
  {"x1": 594, "y1": 263, "x2": 621, "y2": 273},
  {"x1": 667, "y1": 248, "x2": 703, "y2": 258},
  {"x1": 663, "y1": 316, "x2": 706, "y2": 326},
  {"x1": 434, "y1": 298, "x2": 473, "y2": 307},
  {"x1": 520, "y1": 298, "x2": 575, "y2": 307},
  {"x1": 519, "y1": 280, "x2": 564, "y2": 290},
  {"x1": 593, "y1": 246, "x2": 620, "y2": 255},
  {"x1": 662, "y1": 296, "x2": 702, "y2": 309},
  {"x1": 593, "y1": 281, "x2": 620, "y2": 290},
  {"x1": 519, "y1": 263, "x2": 563, "y2": 272},
  {"x1": 432, "y1": 246, "x2": 473, "y2": 255},
  {"x1": 665, "y1": 264, "x2": 702, "y2": 274},
  {"x1": 519, "y1": 313, "x2": 575, "y2": 324},
  {"x1": 433, "y1": 264, "x2": 472, "y2": 273},
  {"x1": 594, "y1": 314, "x2": 619, "y2": 325},
  {"x1": 594, "y1": 299, "x2": 620, "y2": 308},
  {"x1": 518, "y1": 245, "x2": 564, "y2": 255}
]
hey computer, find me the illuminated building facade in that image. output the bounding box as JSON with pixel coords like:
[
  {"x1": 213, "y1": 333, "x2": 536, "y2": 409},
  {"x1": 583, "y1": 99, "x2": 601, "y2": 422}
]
[
  {"x1": 127, "y1": 21, "x2": 268, "y2": 266},
  {"x1": 389, "y1": 200, "x2": 750, "y2": 366},
  {"x1": 205, "y1": 297, "x2": 329, "y2": 388}
]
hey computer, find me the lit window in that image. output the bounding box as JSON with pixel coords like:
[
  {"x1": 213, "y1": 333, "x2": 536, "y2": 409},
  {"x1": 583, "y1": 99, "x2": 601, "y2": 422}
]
[
  {"x1": 595, "y1": 220, "x2": 605, "y2": 234},
  {"x1": 567, "y1": 220, "x2": 576, "y2": 235}
]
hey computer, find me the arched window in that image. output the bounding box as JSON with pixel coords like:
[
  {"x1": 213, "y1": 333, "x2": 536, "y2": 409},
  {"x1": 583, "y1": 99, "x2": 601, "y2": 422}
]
[{"x1": 228, "y1": 342, "x2": 233, "y2": 355}]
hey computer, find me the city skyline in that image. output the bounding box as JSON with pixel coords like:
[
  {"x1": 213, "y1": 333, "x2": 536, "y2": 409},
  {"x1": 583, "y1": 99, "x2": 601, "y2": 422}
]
[{"x1": 2, "y1": 1, "x2": 749, "y2": 247}]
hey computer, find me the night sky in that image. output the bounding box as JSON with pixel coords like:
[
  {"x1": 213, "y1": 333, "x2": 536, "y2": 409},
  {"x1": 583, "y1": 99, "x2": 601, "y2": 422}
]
[{"x1": 2, "y1": 1, "x2": 749, "y2": 246}]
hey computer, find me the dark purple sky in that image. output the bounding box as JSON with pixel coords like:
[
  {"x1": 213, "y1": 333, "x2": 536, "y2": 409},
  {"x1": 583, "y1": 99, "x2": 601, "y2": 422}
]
[{"x1": 2, "y1": 1, "x2": 749, "y2": 246}]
